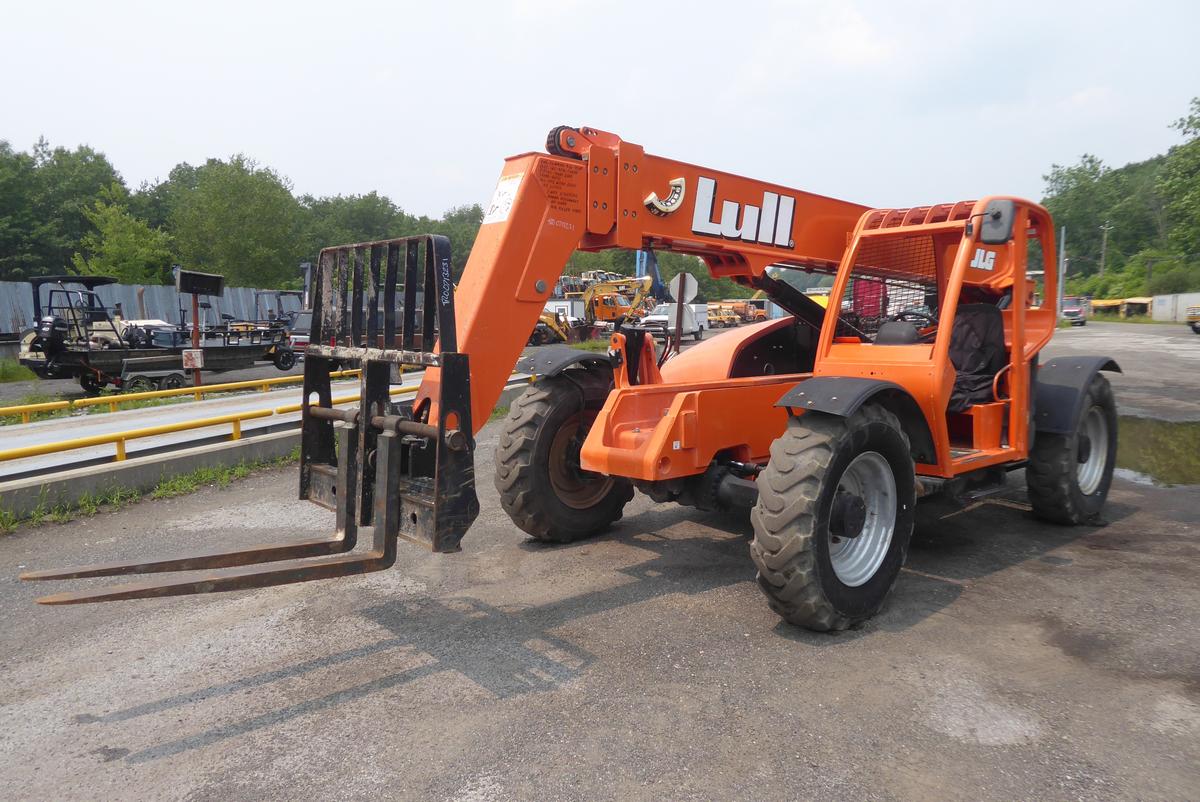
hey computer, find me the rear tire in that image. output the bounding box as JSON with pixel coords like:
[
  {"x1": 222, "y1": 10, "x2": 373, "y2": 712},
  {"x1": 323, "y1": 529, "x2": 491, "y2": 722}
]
[
  {"x1": 1026, "y1": 374, "x2": 1117, "y2": 524},
  {"x1": 693, "y1": 327, "x2": 704, "y2": 341},
  {"x1": 751, "y1": 405, "x2": 916, "y2": 631},
  {"x1": 159, "y1": 373, "x2": 186, "y2": 390},
  {"x1": 495, "y1": 368, "x2": 633, "y2": 543},
  {"x1": 125, "y1": 375, "x2": 154, "y2": 393}
]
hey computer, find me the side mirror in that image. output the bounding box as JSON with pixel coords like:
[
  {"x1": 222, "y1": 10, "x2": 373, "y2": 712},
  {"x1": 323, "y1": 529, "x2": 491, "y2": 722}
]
[{"x1": 979, "y1": 199, "x2": 1016, "y2": 244}]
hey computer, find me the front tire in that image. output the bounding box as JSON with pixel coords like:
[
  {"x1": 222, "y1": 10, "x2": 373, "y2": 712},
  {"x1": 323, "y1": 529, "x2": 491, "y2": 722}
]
[
  {"x1": 693, "y1": 326, "x2": 704, "y2": 341},
  {"x1": 495, "y1": 368, "x2": 633, "y2": 543},
  {"x1": 1026, "y1": 374, "x2": 1117, "y2": 524},
  {"x1": 751, "y1": 405, "x2": 916, "y2": 631}
]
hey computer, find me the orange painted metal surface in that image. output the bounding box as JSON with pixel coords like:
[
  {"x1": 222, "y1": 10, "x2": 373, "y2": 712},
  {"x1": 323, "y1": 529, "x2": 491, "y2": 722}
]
[
  {"x1": 422, "y1": 126, "x2": 1056, "y2": 486},
  {"x1": 420, "y1": 127, "x2": 868, "y2": 429}
]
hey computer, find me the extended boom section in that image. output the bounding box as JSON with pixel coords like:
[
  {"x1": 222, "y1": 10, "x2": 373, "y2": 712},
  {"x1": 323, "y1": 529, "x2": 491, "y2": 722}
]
[{"x1": 21, "y1": 235, "x2": 478, "y2": 604}]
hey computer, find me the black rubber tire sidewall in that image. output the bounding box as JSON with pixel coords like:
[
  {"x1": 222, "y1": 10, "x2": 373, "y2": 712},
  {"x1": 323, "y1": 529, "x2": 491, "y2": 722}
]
[
  {"x1": 80, "y1": 374, "x2": 104, "y2": 396},
  {"x1": 274, "y1": 349, "x2": 297, "y2": 371},
  {"x1": 1027, "y1": 374, "x2": 1117, "y2": 524},
  {"x1": 495, "y1": 370, "x2": 633, "y2": 542},
  {"x1": 812, "y1": 418, "x2": 916, "y2": 619}
]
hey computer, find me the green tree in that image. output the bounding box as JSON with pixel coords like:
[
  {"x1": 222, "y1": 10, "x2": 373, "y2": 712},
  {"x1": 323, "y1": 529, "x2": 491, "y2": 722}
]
[
  {"x1": 28, "y1": 139, "x2": 125, "y2": 274},
  {"x1": 169, "y1": 156, "x2": 305, "y2": 287},
  {"x1": 411, "y1": 204, "x2": 484, "y2": 279},
  {"x1": 302, "y1": 191, "x2": 409, "y2": 255},
  {"x1": 1159, "y1": 97, "x2": 1200, "y2": 255},
  {"x1": 72, "y1": 197, "x2": 174, "y2": 284},
  {"x1": 0, "y1": 139, "x2": 123, "y2": 279},
  {"x1": 0, "y1": 141, "x2": 40, "y2": 280}
]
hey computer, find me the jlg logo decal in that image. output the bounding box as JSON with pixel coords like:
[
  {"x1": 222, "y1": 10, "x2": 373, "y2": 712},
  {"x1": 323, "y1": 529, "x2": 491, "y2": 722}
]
[{"x1": 969, "y1": 248, "x2": 997, "y2": 271}]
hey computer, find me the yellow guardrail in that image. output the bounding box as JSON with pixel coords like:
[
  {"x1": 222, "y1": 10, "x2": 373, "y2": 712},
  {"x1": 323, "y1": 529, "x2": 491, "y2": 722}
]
[
  {"x1": 0, "y1": 379, "x2": 426, "y2": 464},
  {"x1": 0, "y1": 400, "x2": 73, "y2": 424},
  {"x1": 0, "y1": 371, "x2": 520, "y2": 465},
  {"x1": 0, "y1": 369, "x2": 363, "y2": 420},
  {"x1": 72, "y1": 369, "x2": 363, "y2": 412},
  {"x1": 0, "y1": 410, "x2": 274, "y2": 464},
  {"x1": 273, "y1": 384, "x2": 420, "y2": 415}
]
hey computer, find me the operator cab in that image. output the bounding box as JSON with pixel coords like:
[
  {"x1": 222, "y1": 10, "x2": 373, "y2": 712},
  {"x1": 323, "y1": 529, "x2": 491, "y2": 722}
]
[{"x1": 816, "y1": 198, "x2": 1056, "y2": 466}]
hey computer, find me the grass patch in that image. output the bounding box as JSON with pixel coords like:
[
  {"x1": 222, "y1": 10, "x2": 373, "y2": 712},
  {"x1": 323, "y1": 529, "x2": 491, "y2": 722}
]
[
  {"x1": 3, "y1": 485, "x2": 144, "y2": 533},
  {"x1": 0, "y1": 446, "x2": 301, "y2": 534},
  {"x1": 0, "y1": 392, "x2": 64, "y2": 425},
  {"x1": 151, "y1": 462, "x2": 255, "y2": 498},
  {"x1": 0, "y1": 358, "x2": 37, "y2": 383},
  {"x1": 0, "y1": 385, "x2": 238, "y2": 427},
  {"x1": 490, "y1": 404, "x2": 510, "y2": 421},
  {"x1": 573, "y1": 338, "x2": 613, "y2": 352}
]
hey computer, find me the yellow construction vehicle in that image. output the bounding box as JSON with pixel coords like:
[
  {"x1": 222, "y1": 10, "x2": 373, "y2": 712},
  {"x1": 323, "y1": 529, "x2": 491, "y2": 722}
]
[
  {"x1": 528, "y1": 310, "x2": 588, "y2": 346},
  {"x1": 571, "y1": 276, "x2": 653, "y2": 325},
  {"x1": 706, "y1": 303, "x2": 739, "y2": 327}
]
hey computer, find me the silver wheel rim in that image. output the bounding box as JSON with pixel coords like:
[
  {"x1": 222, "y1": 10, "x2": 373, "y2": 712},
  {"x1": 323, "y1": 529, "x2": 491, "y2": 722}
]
[
  {"x1": 829, "y1": 451, "x2": 896, "y2": 587},
  {"x1": 1077, "y1": 406, "x2": 1108, "y2": 495}
]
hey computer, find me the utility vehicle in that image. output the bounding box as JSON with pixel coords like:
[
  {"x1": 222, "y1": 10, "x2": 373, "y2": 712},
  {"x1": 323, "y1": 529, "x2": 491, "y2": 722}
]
[{"x1": 22, "y1": 127, "x2": 1120, "y2": 632}]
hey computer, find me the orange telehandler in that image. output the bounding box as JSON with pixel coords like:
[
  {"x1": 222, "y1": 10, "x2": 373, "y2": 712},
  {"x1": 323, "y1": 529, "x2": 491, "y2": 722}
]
[{"x1": 22, "y1": 126, "x2": 1121, "y2": 631}]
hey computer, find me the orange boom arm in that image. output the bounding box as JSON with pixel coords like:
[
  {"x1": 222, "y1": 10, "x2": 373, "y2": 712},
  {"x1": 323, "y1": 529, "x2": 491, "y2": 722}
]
[{"x1": 421, "y1": 126, "x2": 868, "y2": 431}]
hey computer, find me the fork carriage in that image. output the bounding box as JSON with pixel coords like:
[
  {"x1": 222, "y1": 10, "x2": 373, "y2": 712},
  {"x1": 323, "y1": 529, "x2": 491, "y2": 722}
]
[{"x1": 21, "y1": 236, "x2": 479, "y2": 604}]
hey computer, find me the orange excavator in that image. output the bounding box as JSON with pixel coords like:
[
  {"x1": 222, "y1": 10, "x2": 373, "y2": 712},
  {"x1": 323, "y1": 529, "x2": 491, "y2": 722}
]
[{"x1": 23, "y1": 126, "x2": 1120, "y2": 631}]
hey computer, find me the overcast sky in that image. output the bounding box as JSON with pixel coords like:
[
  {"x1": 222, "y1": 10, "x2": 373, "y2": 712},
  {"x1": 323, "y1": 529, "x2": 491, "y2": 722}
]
[{"x1": 3, "y1": 1, "x2": 1197, "y2": 217}]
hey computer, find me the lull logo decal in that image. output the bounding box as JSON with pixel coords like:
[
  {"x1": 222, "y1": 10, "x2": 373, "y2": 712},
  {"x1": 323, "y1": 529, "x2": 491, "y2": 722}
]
[
  {"x1": 644, "y1": 178, "x2": 686, "y2": 216},
  {"x1": 691, "y1": 176, "x2": 795, "y2": 248}
]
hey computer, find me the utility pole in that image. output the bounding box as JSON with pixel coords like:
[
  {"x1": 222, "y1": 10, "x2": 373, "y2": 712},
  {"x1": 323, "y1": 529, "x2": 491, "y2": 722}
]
[
  {"x1": 1057, "y1": 225, "x2": 1067, "y2": 319},
  {"x1": 1098, "y1": 221, "x2": 1113, "y2": 277}
]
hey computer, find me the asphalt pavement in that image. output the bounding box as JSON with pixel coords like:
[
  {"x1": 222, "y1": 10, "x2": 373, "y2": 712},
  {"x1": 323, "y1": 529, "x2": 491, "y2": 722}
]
[
  {"x1": 1043, "y1": 320, "x2": 1200, "y2": 421},
  {"x1": 0, "y1": 320, "x2": 1197, "y2": 800}
]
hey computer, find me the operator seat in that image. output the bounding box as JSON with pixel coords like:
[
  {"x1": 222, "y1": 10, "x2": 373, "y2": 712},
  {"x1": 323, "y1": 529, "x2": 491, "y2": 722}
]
[
  {"x1": 947, "y1": 303, "x2": 1007, "y2": 413},
  {"x1": 874, "y1": 321, "x2": 920, "y2": 345}
]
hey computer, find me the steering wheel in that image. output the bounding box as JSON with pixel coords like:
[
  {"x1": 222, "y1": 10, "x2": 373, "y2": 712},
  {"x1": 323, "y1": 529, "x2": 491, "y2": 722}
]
[{"x1": 890, "y1": 309, "x2": 936, "y2": 327}]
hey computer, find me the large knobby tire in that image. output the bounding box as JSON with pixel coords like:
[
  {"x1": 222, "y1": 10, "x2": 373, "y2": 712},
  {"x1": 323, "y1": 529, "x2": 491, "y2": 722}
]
[
  {"x1": 1026, "y1": 374, "x2": 1117, "y2": 524},
  {"x1": 750, "y1": 405, "x2": 917, "y2": 632},
  {"x1": 495, "y1": 369, "x2": 633, "y2": 543}
]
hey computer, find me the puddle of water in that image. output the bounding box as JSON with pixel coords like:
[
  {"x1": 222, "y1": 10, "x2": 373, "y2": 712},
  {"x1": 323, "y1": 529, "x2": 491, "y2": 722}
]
[{"x1": 1116, "y1": 415, "x2": 1200, "y2": 486}]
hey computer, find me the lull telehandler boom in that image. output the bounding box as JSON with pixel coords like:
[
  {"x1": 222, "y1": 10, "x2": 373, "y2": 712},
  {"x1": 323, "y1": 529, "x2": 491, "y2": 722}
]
[{"x1": 23, "y1": 126, "x2": 1120, "y2": 632}]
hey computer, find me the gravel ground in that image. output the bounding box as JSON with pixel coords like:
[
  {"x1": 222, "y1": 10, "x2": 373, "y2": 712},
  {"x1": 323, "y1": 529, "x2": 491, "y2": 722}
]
[{"x1": 0, "y1": 319, "x2": 1197, "y2": 800}]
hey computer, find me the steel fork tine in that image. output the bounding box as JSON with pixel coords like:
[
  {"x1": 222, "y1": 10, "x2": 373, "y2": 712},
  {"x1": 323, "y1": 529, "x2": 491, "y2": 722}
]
[
  {"x1": 19, "y1": 537, "x2": 352, "y2": 581},
  {"x1": 31, "y1": 549, "x2": 398, "y2": 605}
]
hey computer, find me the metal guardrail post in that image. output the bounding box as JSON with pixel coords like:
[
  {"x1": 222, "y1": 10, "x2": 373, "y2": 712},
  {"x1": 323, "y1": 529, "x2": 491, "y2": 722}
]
[{"x1": 0, "y1": 374, "x2": 521, "y2": 466}]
